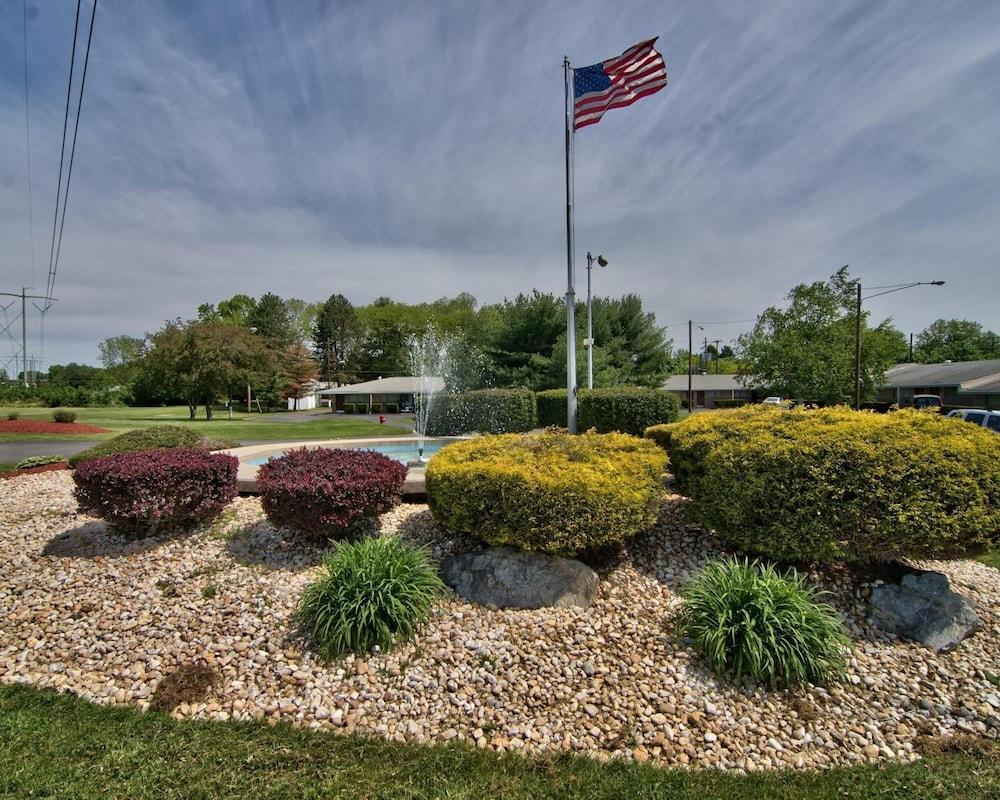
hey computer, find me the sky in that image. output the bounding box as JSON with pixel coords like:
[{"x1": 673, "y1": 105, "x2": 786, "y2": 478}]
[{"x1": 1, "y1": 0, "x2": 999, "y2": 370}]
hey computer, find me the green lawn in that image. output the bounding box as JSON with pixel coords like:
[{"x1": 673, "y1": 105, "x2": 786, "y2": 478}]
[
  {"x1": 977, "y1": 547, "x2": 1000, "y2": 570},
  {"x1": 0, "y1": 405, "x2": 411, "y2": 443},
  {"x1": 0, "y1": 686, "x2": 997, "y2": 799}
]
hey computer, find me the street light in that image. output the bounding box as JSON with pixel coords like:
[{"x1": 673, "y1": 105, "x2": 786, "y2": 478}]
[
  {"x1": 585, "y1": 252, "x2": 608, "y2": 389},
  {"x1": 247, "y1": 326, "x2": 258, "y2": 413},
  {"x1": 853, "y1": 277, "x2": 945, "y2": 409}
]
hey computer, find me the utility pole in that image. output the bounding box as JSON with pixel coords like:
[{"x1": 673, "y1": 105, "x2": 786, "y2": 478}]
[
  {"x1": 908, "y1": 333, "x2": 913, "y2": 362},
  {"x1": 854, "y1": 282, "x2": 863, "y2": 410},
  {"x1": 687, "y1": 320, "x2": 693, "y2": 413},
  {"x1": 711, "y1": 339, "x2": 722, "y2": 373},
  {"x1": 0, "y1": 289, "x2": 53, "y2": 387}
]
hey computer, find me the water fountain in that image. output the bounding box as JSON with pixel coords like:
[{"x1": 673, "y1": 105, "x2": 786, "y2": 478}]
[{"x1": 407, "y1": 325, "x2": 454, "y2": 462}]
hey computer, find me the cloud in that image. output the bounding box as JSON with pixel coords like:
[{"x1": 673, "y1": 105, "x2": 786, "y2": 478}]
[{"x1": 0, "y1": 0, "x2": 998, "y2": 368}]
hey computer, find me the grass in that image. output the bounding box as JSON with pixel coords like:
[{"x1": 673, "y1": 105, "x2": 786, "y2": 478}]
[
  {"x1": 977, "y1": 546, "x2": 1000, "y2": 570},
  {"x1": 1, "y1": 686, "x2": 998, "y2": 799},
  {"x1": 0, "y1": 404, "x2": 411, "y2": 443}
]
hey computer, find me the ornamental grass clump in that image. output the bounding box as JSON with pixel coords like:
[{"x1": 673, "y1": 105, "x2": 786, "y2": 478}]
[
  {"x1": 426, "y1": 429, "x2": 667, "y2": 555},
  {"x1": 298, "y1": 537, "x2": 443, "y2": 658},
  {"x1": 678, "y1": 558, "x2": 848, "y2": 688},
  {"x1": 73, "y1": 448, "x2": 238, "y2": 537},
  {"x1": 257, "y1": 448, "x2": 407, "y2": 539}
]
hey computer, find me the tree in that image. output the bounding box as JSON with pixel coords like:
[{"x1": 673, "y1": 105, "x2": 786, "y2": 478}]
[
  {"x1": 737, "y1": 266, "x2": 905, "y2": 404},
  {"x1": 314, "y1": 294, "x2": 359, "y2": 383},
  {"x1": 281, "y1": 342, "x2": 320, "y2": 410},
  {"x1": 914, "y1": 319, "x2": 999, "y2": 363},
  {"x1": 47, "y1": 363, "x2": 110, "y2": 388},
  {"x1": 197, "y1": 294, "x2": 257, "y2": 327},
  {"x1": 248, "y1": 293, "x2": 295, "y2": 349},
  {"x1": 285, "y1": 297, "x2": 318, "y2": 345},
  {"x1": 137, "y1": 320, "x2": 276, "y2": 419}
]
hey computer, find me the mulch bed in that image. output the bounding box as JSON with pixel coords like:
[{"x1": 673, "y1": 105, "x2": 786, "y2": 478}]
[
  {"x1": 0, "y1": 419, "x2": 110, "y2": 435},
  {"x1": 1, "y1": 463, "x2": 70, "y2": 481}
]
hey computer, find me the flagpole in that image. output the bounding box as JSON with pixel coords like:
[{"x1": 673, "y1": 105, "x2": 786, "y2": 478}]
[{"x1": 564, "y1": 55, "x2": 578, "y2": 434}]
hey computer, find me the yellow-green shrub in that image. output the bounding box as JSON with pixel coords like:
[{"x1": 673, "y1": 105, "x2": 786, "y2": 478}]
[
  {"x1": 426, "y1": 430, "x2": 667, "y2": 555},
  {"x1": 647, "y1": 406, "x2": 1000, "y2": 562}
]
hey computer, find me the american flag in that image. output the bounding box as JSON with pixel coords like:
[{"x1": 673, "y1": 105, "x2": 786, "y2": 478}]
[{"x1": 573, "y1": 38, "x2": 667, "y2": 130}]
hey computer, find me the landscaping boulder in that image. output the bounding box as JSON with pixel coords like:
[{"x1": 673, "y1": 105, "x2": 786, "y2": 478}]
[
  {"x1": 441, "y1": 547, "x2": 599, "y2": 609},
  {"x1": 868, "y1": 570, "x2": 981, "y2": 652}
]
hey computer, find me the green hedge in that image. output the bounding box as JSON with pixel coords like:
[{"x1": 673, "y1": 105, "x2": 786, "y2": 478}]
[
  {"x1": 713, "y1": 398, "x2": 749, "y2": 409},
  {"x1": 386, "y1": 402, "x2": 399, "y2": 413},
  {"x1": 534, "y1": 388, "x2": 679, "y2": 435},
  {"x1": 648, "y1": 406, "x2": 1000, "y2": 563},
  {"x1": 426, "y1": 429, "x2": 667, "y2": 555},
  {"x1": 69, "y1": 426, "x2": 238, "y2": 467},
  {"x1": 536, "y1": 389, "x2": 567, "y2": 428},
  {"x1": 425, "y1": 389, "x2": 535, "y2": 435}
]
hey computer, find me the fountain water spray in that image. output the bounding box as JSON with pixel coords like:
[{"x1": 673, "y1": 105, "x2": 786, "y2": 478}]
[{"x1": 407, "y1": 325, "x2": 454, "y2": 461}]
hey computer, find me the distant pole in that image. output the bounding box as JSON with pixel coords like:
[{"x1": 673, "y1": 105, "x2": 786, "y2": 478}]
[
  {"x1": 564, "y1": 56, "x2": 578, "y2": 433},
  {"x1": 586, "y1": 253, "x2": 594, "y2": 389},
  {"x1": 22, "y1": 288, "x2": 28, "y2": 387},
  {"x1": 909, "y1": 332, "x2": 913, "y2": 362},
  {"x1": 688, "y1": 320, "x2": 693, "y2": 412},
  {"x1": 854, "y1": 282, "x2": 862, "y2": 410}
]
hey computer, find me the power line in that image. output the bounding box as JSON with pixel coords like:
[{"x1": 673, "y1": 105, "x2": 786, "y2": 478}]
[
  {"x1": 49, "y1": 0, "x2": 98, "y2": 309},
  {"x1": 45, "y1": 0, "x2": 82, "y2": 308},
  {"x1": 22, "y1": 0, "x2": 36, "y2": 283}
]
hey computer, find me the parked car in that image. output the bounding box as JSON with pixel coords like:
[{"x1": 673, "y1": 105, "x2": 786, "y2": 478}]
[
  {"x1": 762, "y1": 396, "x2": 783, "y2": 406},
  {"x1": 912, "y1": 394, "x2": 943, "y2": 410},
  {"x1": 946, "y1": 408, "x2": 1000, "y2": 433}
]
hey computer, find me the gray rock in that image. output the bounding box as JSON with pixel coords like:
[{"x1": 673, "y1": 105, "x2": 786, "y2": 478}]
[
  {"x1": 441, "y1": 547, "x2": 599, "y2": 609},
  {"x1": 869, "y1": 570, "x2": 981, "y2": 652}
]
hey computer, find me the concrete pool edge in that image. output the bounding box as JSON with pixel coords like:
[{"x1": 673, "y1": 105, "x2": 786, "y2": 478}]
[{"x1": 220, "y1": 436, "x2": 464, "y2": 501}]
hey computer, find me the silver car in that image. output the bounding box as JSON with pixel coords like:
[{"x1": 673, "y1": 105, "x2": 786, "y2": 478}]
[{"x1": 946, "y1": 408, "x2": 1000, "y2": 433}]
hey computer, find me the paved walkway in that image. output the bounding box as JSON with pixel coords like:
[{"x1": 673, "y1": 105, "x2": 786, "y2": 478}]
[{"x1": 0, "y1": 440, "x2": 98, "y2": 463}]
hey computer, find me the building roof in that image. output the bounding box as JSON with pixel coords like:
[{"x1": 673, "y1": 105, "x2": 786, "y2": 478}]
[
  {"x1": 661, "y1": 374, "x2": 747, "y2": 392},
  {"x1": 882, "y1": 360, "x2": 1000, "y2": 392},
  {"x1": 317, "y1": 376, "x2": 445, "y2": 395}
]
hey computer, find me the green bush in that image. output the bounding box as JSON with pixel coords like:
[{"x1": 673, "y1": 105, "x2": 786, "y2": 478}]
[
  {"x1": 15, "y1": 455, "x2": 66, "y2": 470},
  {"x1": 678, "y1": 558, "x2": 847, "y2": 688},
  {"x1": 713, "y1": 398, "x2": 749, "y2": 409},
  {"x1": 578, "y1": 387, "x2": 679, "y2": 435},
  {"x1": 425, "y1": 389, "x2": 535, "y2": 435},
  {"x1": 386, "y1": 402, "x2": 399, "y2": 413},
  {"x1": 69, "y1": 426, "x2": 238, "y2": 467},
  {"x1": 535, "y1": 388, "x2": 679, "y2": 434},
  {"x1": 298, "y1": 537, "x2": 443, "y2": 658},
  {"x1": 342, "y1": 403, "x2": 355, "y2": 414},
  {"x1": 652, "y1": 406, "x2": 1000, "y2": 562},
  {"x1": 426, "y1": 429, "x2": 667, "y2": 555},
  {"x1": 6, "y1": 412, "x2": 19, "y2": 420},
  {"x1": 535, "y1": 389, "x2": 568, "y2": 428},
  {"x1": 52, "y1": 409, "x2": 77, "y2": 424}
]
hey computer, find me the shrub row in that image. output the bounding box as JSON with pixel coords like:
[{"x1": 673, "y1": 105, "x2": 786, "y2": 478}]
[
  {"x1": 73, "y1": 448, "x2": 238, "y2": 537},
  {"x1": 535, "y1": 388, "x2": 680, "y2": 435},
  {"x1": 426, "y1": 429, "x2": 667, "y2": 555},
  {"x1": 257, "y1": 447, "x2": 407, "y2": 539},
  {"x1": 69, "y1": 426, "x2": 238, "y2": 467},
  {"x1": 712, "y1": 398, "x2": 750, "y2": 409},
  {"x1": 647, "y1": 406, "x2": 1000, "y2": 563},
  {"x1": 0, "y1": 383, "x2": 121, "y2": 408},
  {"x1": 424, "y1": 389, "x2": 535, "y2": 436}
]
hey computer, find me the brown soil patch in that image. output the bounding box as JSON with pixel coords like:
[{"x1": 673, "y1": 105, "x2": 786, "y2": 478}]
[
  {"x1": 916, "y1": 733, "x2": 1000, "y2": 758},
  {"x1": 1, "y1": 463, "x2": 70, "y2": 481},
  {"x1": 0, "y1": 419, "x2": 110, "y2": 434},
  {"x1": 150, "y1": 663, "x2": 220, "y2": 712}
]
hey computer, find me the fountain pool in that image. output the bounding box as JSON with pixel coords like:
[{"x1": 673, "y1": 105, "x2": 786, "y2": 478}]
[{"x1": 244, "y1": 438, "x2": 451, "y2": 466}]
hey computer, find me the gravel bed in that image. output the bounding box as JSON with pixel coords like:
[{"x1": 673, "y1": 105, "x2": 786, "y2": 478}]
[{"x1": 1, "y1": 471, "x2": 998, "y2": 771}]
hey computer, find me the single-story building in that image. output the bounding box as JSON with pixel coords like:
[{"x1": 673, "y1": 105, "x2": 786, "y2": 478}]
[
  {"x1": 317, "y1": 376, "x2": 445, "y2": 413},
  {"x1": 877, "y1": 359, "x2": 1000, "y2": 408},
  {"x1": 661, "y1": 374, "x2": 753, "y2": 409}
]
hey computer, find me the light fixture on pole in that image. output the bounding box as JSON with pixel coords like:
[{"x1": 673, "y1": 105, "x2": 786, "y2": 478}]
[
  {"x1": 585, "y1": 252, "x2": 608, "y2": 389},
  {"x1": 247, "y1": 326, "x2": 259, "y2": 414},
  {"x1": 853, "y1": 276, "x2": 945, "y2": 409}
]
